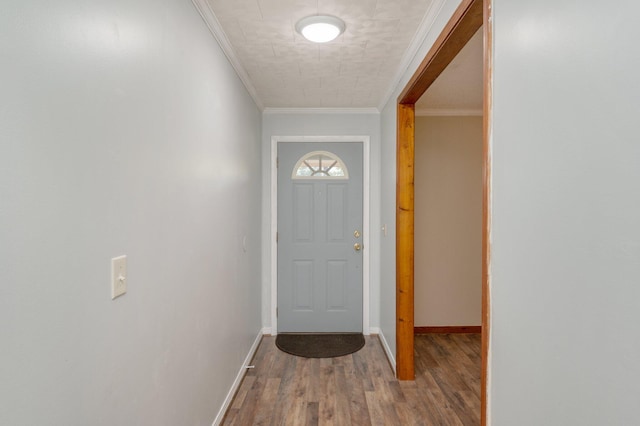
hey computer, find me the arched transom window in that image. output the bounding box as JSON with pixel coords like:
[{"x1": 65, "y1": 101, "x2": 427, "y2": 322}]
[{"x1": 292, "y1": 151, "x2": 349, "y2": 179}]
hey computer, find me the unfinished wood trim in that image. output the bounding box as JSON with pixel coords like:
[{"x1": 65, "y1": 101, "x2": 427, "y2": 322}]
[
  {"x1": 481, "y1": 0, "x2": 492, "y2": 424},
  {"x1": 399, "y1": 0, "x2": 483, "y2": 105},
  {"x1": 415, "y1": 326, "x2": 481, "y2": 334},
  {"x1": 396, "y1": 102, "x2": 415, "y2": 381}
]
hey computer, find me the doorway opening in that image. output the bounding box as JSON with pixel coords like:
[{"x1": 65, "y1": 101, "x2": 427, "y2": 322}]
[
  {"x1": 270, "y1": 136, "x2": 372, "y2": 335},
  {"x1": 395, "y1": 0, "x2": 491, "y2": 425}
]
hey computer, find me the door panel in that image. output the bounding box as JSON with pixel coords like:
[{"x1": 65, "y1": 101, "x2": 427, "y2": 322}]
[
  {"x1": 293, "y1": 261, "x2": 313, "y2": 310},
  {"x1": 327, "y1": 260, "x2": 348, "y2": 310},
  {"x1": 293, "y1": 185, "x2": 314, "y2": 241},
  {"x1": 327, "y1": 184, "x2": 347, "y2": 241},
  {"x1": 278, "y1": 142, "x2": 363, "y2": 333}
]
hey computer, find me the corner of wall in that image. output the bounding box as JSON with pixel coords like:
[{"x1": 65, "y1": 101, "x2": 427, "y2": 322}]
[
  {"x1": 377, "y1": 329, "x2": 397, "y2": 375},
  {"x1": 211, "y1": 328, "x2": 265, "y2": 426}
]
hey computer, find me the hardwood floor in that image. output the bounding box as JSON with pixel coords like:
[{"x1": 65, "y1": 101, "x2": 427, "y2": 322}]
[{"x1": 222, "y1": 334, "x2": 481, "y2": 425}]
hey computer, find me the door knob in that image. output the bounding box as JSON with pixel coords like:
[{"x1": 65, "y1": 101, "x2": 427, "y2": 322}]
[{"x1": 354, "y1": 243, "x2": 362, "y2": 252}]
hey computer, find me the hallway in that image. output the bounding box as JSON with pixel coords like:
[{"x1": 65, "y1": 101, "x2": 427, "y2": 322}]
[{"x1": 223, "y1": 334, "x2": 481, "y2": 425}]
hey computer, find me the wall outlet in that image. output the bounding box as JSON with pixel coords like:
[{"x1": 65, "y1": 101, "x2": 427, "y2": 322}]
[{"x1": 111, "y1": 255, "x2": 127, "y2": 299}]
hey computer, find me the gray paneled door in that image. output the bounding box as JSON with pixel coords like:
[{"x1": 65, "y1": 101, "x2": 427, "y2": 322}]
[{"x1": 277, "y1": 142, "x2": 363, "y2": 333}]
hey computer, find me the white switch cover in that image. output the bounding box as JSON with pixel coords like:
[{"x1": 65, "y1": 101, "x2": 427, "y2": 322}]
[{"x1": 111, "y1": 255, "x2": 127, "y2": 299}]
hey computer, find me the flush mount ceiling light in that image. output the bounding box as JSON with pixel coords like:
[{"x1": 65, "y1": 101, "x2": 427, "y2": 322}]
[{"x1": 295, "y1": 15, "x2": 346, "y2": 43}]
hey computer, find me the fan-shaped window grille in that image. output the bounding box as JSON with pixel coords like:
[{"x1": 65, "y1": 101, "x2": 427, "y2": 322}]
[{"x1": 292, "y1": 151, "x2": 349, "y2": 179}]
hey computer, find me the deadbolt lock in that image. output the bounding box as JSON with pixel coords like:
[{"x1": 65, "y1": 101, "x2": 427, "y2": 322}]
[{"x1": 354, "y1": 230, "x2": 361, "y2": 238}]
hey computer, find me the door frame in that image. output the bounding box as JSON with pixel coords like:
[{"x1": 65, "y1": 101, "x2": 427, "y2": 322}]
[
  {"x1": 395, "y1": 0, "x2": 491, "y2": 424},
  {"x1": 271, "y1": 135, "x2": 371, "y2": 335}
]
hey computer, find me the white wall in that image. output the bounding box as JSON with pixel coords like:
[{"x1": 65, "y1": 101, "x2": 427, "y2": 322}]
[
  {"x1": 0, "y1": 1, "x2": 262, "y2": 425},
  {"x1": 261, "y1": 111, "x2": 381, "y2": 332},
  {"x1": 490, "y1": 0, "x2": 640, "y2": 424},
  {"x1": 379, "y1": 0, "x2": 464, "y2": 363},
  {"x1": 414, "y1": 116, "x2": 482, "y2": 326},
  {"x1": 379, "y1": 101, "x2": 398, "y2": 359}
]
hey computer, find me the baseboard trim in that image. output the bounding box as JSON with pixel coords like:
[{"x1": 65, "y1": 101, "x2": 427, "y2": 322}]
[
  {"x1": 368, "y1": 326, "x2": 380, "y2": 335},
  {"x1": 414, "y1": 326, "x2": 481, "y2": 334},
  {"x1": 212, "y1": 328, "x2": 266, "y2": 426},
  {"x1": 377, "y1": 329, "x2": 396, "y2": 375}
]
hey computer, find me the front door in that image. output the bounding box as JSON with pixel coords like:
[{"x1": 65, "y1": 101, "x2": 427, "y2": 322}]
[{"x1": 277, "y1": 142, "x2": 363, "y2": 333}]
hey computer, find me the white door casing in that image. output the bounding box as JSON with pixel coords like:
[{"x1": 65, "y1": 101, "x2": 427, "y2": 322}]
[{"x1": 271, "y1": 136, "x2": 370, "y2": 335}]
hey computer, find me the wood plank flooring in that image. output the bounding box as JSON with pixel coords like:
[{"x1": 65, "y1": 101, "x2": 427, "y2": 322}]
[{"x1": 222, "y1": 334, "x2": 481, "y2": 425}]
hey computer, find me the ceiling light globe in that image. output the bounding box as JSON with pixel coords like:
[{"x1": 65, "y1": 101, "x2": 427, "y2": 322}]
[
  {"x1": 296, "y1": 15, "x2": 345, "y2": 43},
  {"x1": 301, "y1": 23, "x2": 340, "y2": 43}
]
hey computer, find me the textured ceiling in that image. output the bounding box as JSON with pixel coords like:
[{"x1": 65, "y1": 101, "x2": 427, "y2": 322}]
[{"x1": 204, "y1": 0, "x2": 435, "y2": 108}]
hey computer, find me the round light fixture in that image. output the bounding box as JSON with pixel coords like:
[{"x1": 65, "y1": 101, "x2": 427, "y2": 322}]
[{"x1": 295, "y1": 15, "x2": 346, "y2": 43}]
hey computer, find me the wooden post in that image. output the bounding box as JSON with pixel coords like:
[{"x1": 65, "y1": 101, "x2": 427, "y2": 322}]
[{"x1": 396, "y1": 102, "x2": 415, "y2": 380}]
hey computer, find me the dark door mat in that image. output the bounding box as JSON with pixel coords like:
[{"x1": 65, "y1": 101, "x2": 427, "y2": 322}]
[{"x1": 275, "y1": 333, "x2": 365, "y2": 358}]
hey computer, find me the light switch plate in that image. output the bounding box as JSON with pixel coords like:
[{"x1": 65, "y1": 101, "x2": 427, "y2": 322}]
[{"x1": 111, "y1": 255, "x2": 127, "y2": 299}]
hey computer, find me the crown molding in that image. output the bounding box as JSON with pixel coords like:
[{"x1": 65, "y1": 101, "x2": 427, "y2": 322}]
[
  {"x1": 377, "y1": 0, "x2": 447, "y2": 111},
  {"x1": 191, "y1": 0, "x2": 264, "y2": 110},
  {"x1": 263, "y1": 107, "x2": 380, "y2": 115},
  {"x1": 416, "y1": 108, "x2": 483, "y2": 116}
]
